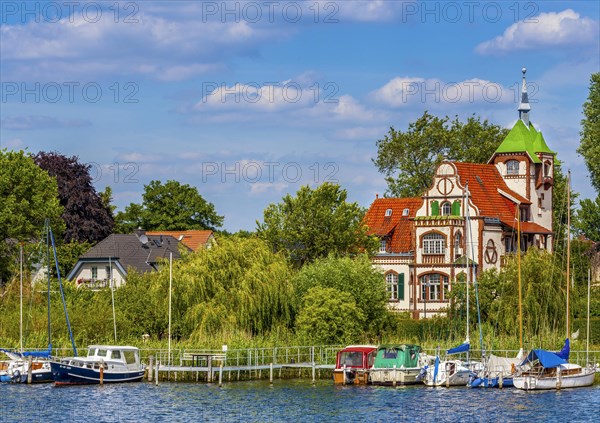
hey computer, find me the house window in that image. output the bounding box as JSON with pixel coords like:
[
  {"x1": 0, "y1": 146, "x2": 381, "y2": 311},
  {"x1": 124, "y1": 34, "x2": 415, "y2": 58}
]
[
  {"x1": 544, "y1": 161, "x2": 551, "y2": 177},
  {"x1": 441, "y1": 202, "x2": 452, "y2": 216},
  {"x1": 379, "y1": 239, "x2": 387, "y2": 253},
  {"x1": 385, "y1": 208, "x2": 392, "y2": 217},
  {"x1": 386, "y1": 273, "x2": 398, "y2": 301},
  {"x1": 454, "y1": 231, "x2": 462, "y2": 252},
  {"x1": 420, "y1": 273, "x2": 449, "y2": 301},
  {"x1": 105, "y1": 266, "x2": 111, "y2": 280},
  {"x1": 402, "y1": 208, "x2": 409, "y2": 216},
  {"x1": 423, "y1": 233, "x2": 445, "y2": 254},
  {"x1": 91, "y1": 267, "x2": 98, "y2": 280},
  {"x1": 506, "y1": 160, "x2": 519, "y2": 175}
]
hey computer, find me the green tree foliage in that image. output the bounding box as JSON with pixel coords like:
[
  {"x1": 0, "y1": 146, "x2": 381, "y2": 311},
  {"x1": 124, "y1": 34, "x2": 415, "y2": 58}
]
[
  {"x1": 34, "y1": 152, "x2": 114, "y2": 243},
  {"x1": 373, "y1": 112, "x2": 509, "y2": 197},
  {"x1": 478, "y1": 249, "x2": 566, "y2": 338},
  {"x1": 575, "y1": 196, "x2": 600, "y2": 242},
  {"x1": 0, "y1": 150, "x2": 64, "y2": 284},
  {"x1": 115, "y1": 180, "x2": 223, "y2": 233},
  {"x1": 293, "y1": 255, "x2": 387, "y2": 334},
  {"x1": 577, "y1": 73, "x2": 600, "y2": 193},
  {"x1": 117, "y1": 237, "x2": 294, "y2": 340},
  {"x1": 257, "y1": 183, "x2": 378, "y2": 266},
  {"x1": 295, "y1": 287, "x2": 365, "y2": 345}
]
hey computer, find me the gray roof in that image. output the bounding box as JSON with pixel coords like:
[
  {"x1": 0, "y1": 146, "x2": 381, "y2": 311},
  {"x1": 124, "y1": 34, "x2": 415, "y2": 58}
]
[{"x1": 79, "y1": 233, "x2": 189, "y2": 274}]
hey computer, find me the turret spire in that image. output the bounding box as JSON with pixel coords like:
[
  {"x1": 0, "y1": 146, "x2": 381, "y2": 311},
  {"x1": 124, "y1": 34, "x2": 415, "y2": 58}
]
[{"x1": 518, "y1": 67, "x2": 530, "y2": 127}]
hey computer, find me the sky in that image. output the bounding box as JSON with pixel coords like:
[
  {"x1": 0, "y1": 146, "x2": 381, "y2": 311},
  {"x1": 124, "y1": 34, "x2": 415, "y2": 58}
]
[{"x1": 1, "y1": 1, "x2": 599, "y2": 231}]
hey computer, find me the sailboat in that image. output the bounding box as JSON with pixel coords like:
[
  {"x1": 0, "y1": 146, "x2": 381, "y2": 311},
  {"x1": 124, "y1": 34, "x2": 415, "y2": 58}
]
[
  {"x1": 513, "y1": 171, "x2": 595, "y2": 390},
  {"x1": 469, "y1": 207, "x2": 525, "y2": 388},
  {"x1": 0, "y1": 230, "x2": 54, "y2": 384},
  {"x1": 419, "y1": 184, "x2": 474, "y2": 387}
]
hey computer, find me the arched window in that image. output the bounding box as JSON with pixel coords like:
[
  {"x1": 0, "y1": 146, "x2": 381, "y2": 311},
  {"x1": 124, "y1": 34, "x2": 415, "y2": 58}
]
[
  {"x1": 544, "y1": 161, "x2": 551, "y2": 177},
  {"x1": 420, "y1": 273, "x2": 449, "y2": 301},
  {"x1": 506, "y1": 160, "x2": 519, "y2": 175},
  {"x1": 423, "y1": 233, "x2": 445, "y2": 254},
  {"x1": 454, "y1": 231, "x2": 462, "y2": 251},
  {"x1": 441, "y1": 202, "x2": 452, "y2": 216}
]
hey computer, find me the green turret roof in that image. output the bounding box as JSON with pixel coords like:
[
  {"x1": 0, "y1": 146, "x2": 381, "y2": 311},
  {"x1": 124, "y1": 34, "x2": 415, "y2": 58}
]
[{"x1": 493, "y1": 119, "x2": 554, "y2": 164}]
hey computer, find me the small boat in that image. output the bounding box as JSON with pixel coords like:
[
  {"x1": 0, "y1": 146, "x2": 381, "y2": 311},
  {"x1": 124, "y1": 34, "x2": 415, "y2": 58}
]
[
  {"x1": 469, "y1": 351, "x2": 523, "y2": 388},
  {"x1": 369, "y1": 344, "x2": 423, "y2": 386},
  {"x1": 419, "y1": 343, "x2": 472, "y2": 387},
  {"x1": 0, "y1": 349, "x2": 53, "y2": 383},
  {"x1": 333, "y1": 345, "x2": 376, "y2": 385},
  {"x1": 513, "y1": 349, "x2": 595, "y2": 390},
  {"x1": 50, "y1": 345, "x2": 145, "y2": 385}
]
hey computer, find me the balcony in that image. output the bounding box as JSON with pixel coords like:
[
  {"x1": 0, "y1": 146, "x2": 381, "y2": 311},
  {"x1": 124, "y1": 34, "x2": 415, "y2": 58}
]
[
  {"x1": 422, "y1": 254, "x2": 446, "y2": 264},
  {"x1": 76, "y1": 278, "x2": 111, "y2": 290}
]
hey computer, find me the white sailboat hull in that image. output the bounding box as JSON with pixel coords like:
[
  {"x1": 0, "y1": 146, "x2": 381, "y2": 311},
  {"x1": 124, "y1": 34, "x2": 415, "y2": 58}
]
[
  {"x1": 514, "y1": 368, "x2": 595, "y2": 390},
  {"x1": 424, "y1": 361, "x2": 471, "y2": 387}
]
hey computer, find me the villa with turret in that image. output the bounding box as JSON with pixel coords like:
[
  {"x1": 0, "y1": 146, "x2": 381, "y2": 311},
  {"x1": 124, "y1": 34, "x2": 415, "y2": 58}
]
[{"x1": 365, "y1": 69, "x2": 555, "y2": 318}]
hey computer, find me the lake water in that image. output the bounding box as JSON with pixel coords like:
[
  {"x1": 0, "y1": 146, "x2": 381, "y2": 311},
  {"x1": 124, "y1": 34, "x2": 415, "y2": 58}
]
[{"x1": 2, "y1": 380, "x2": 599, "y2": 422}]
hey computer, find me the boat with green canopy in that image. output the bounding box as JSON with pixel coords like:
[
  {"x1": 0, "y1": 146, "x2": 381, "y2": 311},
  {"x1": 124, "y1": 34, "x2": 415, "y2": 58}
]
[{"x1": 369, "y1": 344, "x2": 423, "y2": 385}]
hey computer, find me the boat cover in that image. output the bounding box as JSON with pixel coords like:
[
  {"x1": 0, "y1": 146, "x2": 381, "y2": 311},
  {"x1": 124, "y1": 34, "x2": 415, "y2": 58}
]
[
  {"x1": 555, "y1": 338, "x2": 570, "y2": 360},
  {"x1": 447, "y1": 343, "x2": 470, "y2": 355},
  {"x1": 522, "y1": 349, "x2": 567, "y2": 369}
]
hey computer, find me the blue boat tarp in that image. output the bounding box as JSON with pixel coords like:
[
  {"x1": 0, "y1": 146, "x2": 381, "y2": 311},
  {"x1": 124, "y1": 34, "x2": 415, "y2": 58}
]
[
  {"x1": 447, "y1": 343, "x2": 470, "y2": 355},
  {"x1": 522, "y1": 349, "x2": 566, "y2": 369},
  {"x1": 555, "y1": 338, "x2": 570, "y2": 360},
  {"x1": 21, "y1": 350, "x2": 51, "y2": 359}
]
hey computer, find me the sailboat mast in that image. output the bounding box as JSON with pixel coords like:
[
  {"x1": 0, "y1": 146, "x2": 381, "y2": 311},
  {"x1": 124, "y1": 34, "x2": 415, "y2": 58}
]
[
  {"x1": 566, "y1": 170, "x2": 571, "y2": 340},
  {"x1": 517, "y1": 207, "x2": 523, "y2": 351},
  {"x1": 20, "y1": 243, "x2": 23, "y2": 353},
  {"x1": 46, "y1": 220, "x2": 52, "y2": 351},
  {"x1": 587, "y1": 268, "x2": 591, "y2": 365},
  {"x1": 465, "y1": 184, "x2": 470, "y2": 344}
]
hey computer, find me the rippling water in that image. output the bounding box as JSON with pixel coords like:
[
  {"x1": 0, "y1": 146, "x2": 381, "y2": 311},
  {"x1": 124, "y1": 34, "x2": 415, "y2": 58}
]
[{"x1": 2, "y1": 380, "x2": 599, "y2": 422}]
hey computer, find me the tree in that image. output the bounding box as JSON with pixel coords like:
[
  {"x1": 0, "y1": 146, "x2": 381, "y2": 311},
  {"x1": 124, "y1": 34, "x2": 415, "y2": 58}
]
[
  {"x1": 0, "y1": 149, "x2": 63, "y2": 283},
  {"x1": 577, "y1": 73, "x2": 600, "y2": 193},
  {"x1": 293, "y1": 255, "x2": 387, "y2": 334},
  {"x1": 295, "y1": 287, "x2": 365, "y2": 345},
  {"x1": 117, "y1": 237, "x2": 294, "y2": 340},
  {"x1": 575, "y1": 196, "x2": 600, "y2": 242},
  {"x1": 114, "y1": 180, "x2": 223, "y2": 232},
  {"x1": 373, "y1": 112, "x2": 509, "y2": 197},
  {"x1": 34, "y1": 151, "x2": 114, "y2": 243},
  {"x1": 256, "y1": 183, "x2": 378, "y2": 266}
]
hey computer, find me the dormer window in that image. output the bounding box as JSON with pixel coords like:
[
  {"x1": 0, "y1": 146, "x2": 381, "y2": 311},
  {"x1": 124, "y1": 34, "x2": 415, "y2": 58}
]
[
  {"x1": 379, "y1": 239, "x2": 387, "y2": 253},
  {"x1": 402, "y1": 208, "x2": 409, "y2": 216},
  {"x1": 506, "y1": 160, "x2": 519, "y2": 175},
  {"x1": 385, "y1": 208, "x2": 392, "y2": 217}
]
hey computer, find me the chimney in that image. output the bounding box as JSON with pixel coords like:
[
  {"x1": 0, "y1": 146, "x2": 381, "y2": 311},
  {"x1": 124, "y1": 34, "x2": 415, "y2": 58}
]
[{"x1": 376, "y1": 193, "x2": 379, "y2": 199}]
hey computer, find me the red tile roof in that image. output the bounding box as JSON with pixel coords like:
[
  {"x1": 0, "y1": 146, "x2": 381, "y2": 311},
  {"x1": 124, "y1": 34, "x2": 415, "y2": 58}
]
[
  {"x1": 146, "y1": 230, "x2": 214, "y2": 251},
  {"x1": 453, "y1": 162, "x2": 533, "y2": 228},
  {"x1": 364, "y1": 197, "x2": 422, "y2": 253}
]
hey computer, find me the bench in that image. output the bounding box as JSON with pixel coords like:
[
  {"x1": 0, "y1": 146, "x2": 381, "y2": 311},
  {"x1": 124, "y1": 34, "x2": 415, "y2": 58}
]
[{"x1": 182, "y1": 352, "x2": 226, "y2": 367}]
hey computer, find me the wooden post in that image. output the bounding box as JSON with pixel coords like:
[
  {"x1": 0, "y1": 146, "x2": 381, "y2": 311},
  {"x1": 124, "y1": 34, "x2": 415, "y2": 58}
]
[
  {"x1": 312, "y1": 362, "x2": 316, "y2": 384},
  {"x1": 27, "y1": 357, "x2": 33, "y2": 384},
  {"x1": 155, "y1": 361, "x2": 159, "y2": 386},
  {"x1": 148, "y1": 355, "x2": 154, "y2": 382},
  {"x1": 218, "y1": 364, "x2": 223, "y2": 387},
  {"x1": 343, "y1": 364, "x2": 347, "y2": 385},
  {"x1": 392, "y1": 365, "x2": 397, "y2": 387},
  {"x1": 207, "y1": 355, "x2": 213, "y2": 383},
  {"x1": 270, "y1": 363, "x2": 273, "y2": 384},
  {"x1": 498, "y1": 372, "x2": 503, "y2": 389},
  {"x1": 556, "y1": 366, "x2": 561, "y2": 390},
  {"x1": 100, "y1": 366, "x2": 104, "y2": 385},
  {"x1": 445, "y1": 364, "x2": 450, "y2": 388}
]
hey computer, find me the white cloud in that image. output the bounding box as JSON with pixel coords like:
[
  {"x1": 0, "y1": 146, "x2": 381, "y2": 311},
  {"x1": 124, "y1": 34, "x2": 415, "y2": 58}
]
[
  {"x1": 372, "y1": 77, "x2": 511, "y2": 108},
  {"x1": 1, "y1": 138, "x2": 24, "y2": 149},
  {"x1": 476, "y1": 9, "x2": 599, "y2": 54},
  {"x1": 249, "y1": 182, "x2": 288, "y2": 196},
  {"x1": 0, "y1": 12, "x2": 285, "y2": 81},
  {"x1": 1, "y1": 115, "x2": 91, "y2": 130}
]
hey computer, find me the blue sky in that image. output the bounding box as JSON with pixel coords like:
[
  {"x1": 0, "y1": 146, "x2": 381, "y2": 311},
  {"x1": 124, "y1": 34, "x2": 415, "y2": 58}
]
[{"x1": 1, "y1": 1, "x2": 599, "y2": 231}]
